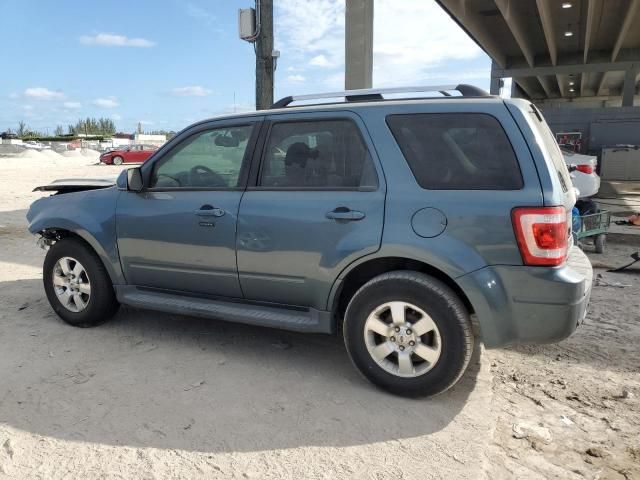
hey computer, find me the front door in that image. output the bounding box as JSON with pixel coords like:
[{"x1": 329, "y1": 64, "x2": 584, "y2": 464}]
[
  {"x1": 117, "y1": 120, "x2": 261, "y2": 298},
  {"x1": 236, "y1": 113, "x2": 385, "y2": 310}
]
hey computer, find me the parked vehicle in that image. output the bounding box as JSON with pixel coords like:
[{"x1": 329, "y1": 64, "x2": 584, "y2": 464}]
[
  {"x1": 67, "y1": 140, "x2": 81, "y2": 150},
  {"x1": 100, "y1": 144, "x2": 158, "y2": 165},
  {"x1": 561, "y1": 147, "x2": 600, "y2": 199},
  {"x1": 52, "y1": 143, "x2": 70, "y2": 153},
  {"x1": 23, "y1": 141, "x2": 51, "y2": 150},
  {"x1": 27, "y1": 85, "x2": 593, "y2": 397},
  {"x1": 1, "y1": 131, "x2": 18, "y2": 140}
]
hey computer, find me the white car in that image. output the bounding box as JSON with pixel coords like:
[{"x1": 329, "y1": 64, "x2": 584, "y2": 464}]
[
  {"x1": 561, "y1": 147, "x2": 600, "y2": 199},
  {"x1": 23, "y1": 141, "x2": 51, "y2": 150}
]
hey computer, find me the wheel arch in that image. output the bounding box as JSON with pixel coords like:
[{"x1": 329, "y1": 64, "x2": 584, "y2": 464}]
[
  {"x1": 329, "y1": 256, "x2": 475, "y2": 324},
  {"x1": 38, "y1": 226, "x2": 124, "y2": 285}
]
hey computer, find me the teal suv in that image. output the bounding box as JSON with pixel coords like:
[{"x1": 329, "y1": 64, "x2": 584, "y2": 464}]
[{"x1": 27, "y1": 85, "x2": 593, "y2": 397}]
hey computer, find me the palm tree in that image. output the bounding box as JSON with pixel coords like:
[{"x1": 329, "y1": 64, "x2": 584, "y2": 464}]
[{"x1": 17, "y1": 121, "x2": 27, "y2": 138}]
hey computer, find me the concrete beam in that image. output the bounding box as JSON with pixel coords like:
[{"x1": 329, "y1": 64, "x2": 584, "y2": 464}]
[
  {"x1": 596, "y1": 72, "x2": 609, "y2": 97},
  {"x1": 511, "y1": 80, "x2": 523, "y2": 99},
  {"x1": 580, "y1": 73, "x2": 589, "y2": 96},
  {"x1": 494, "y1": 0, "x2": 535, "y2": 67},
  {"x1": 506, "y1": 48, "x2": 640, "y2": 70},
  {"x1": 345, "y1": 0, "x2": 373, "y2": 90},
  {"x1": 495, "y1": 61, "x2": 640, "y2": 78},
  {"x1": 514, "y1": 77, "x2": 541, "y2": 99},
  {"x1": 435, "y1": 0, "x2": 507, "y2": 67},
  {"x1": 535, "y1": 0, "x2": 557, "y2": 65},
  {"x1": 612, "y1": 0, "x2": 640, "y2": 62},
  {"x1": 537, "y1": 76, "x2": 554, "y2": 97},
  {"x1": 583, "y1": 0, "x2": 599, "y2": 63},
  {"x1": 622, "y1": 67, "x2": 639, "y2": 106},
  {"x1": 556, "y1": 75, "x2": 565, "y2": 98}
]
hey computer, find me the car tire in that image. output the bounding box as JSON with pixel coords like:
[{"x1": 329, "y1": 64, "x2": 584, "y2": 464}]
[
  {"x1": 43, "y1": 237, "x2": 119, "y2": 327},
  {"x1": 343, "y1": 271, "x2": 473, "y2": 398},
  {"x1": 112, "y1": 156, "x2": 124, "y2": 166},
  {"x1": 594, "y1": 233, "x2": 606, "y2": 254}
]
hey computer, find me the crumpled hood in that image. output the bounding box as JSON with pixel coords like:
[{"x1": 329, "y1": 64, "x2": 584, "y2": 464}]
[{"x1": 33, "y1": 177, "x2": 117, "y2": 194}]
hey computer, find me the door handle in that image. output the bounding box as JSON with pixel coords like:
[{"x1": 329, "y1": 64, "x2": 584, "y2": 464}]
[
  {"x1": 195, "y1": 205, "x2": 225, "y2": 217},
  {"x1": 326, "y1": 207, "x2": 366, "y2": 221}
]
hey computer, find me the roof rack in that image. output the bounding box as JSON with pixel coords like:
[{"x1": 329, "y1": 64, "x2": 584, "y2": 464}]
[{"x1": 271, "y1": 84, "x2": 490, "y2": 109}]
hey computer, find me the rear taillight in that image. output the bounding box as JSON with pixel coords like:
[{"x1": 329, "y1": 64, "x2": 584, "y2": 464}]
[
  {"x1": 512, "y1": 206, "x2": 569, "y2": 266},
  {"x1": 576, "y1": 164, "x2": 594, "y2": 174}
]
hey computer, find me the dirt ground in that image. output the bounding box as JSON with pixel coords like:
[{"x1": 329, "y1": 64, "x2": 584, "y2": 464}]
[{"x1": 0, "y1": 154, "x2": 638, "y2": 479}]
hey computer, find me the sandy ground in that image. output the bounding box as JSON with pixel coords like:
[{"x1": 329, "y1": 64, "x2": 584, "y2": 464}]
[{"x1": 0, "y1": 154, "x2": 638, "y2": 479}]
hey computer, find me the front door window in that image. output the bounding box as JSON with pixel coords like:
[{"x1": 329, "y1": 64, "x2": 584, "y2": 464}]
[{"x1": 151, "y1": 126, "x2": 253, "y2": 189}]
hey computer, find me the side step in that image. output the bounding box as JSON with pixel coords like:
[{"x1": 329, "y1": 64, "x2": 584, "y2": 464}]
[{"x1": 116, "y1": 286, "x2": 333, "y2": 334}]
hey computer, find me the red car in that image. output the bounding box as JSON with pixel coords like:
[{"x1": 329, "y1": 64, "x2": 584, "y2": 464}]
[{"x1": 100, "y1": 145, "x2": 158, "y2": 165}]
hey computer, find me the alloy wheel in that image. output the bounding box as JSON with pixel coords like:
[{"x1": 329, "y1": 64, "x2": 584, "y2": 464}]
[
  {"x1": 364, "y1": 301, "x2": 442, "y2": 377},
  {"x1": 52, "y1": 256, "x2": 91, "y2": 313}
]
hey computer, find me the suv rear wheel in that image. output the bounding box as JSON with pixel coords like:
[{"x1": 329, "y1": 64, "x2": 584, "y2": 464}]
[
  {"x1": 43, "y1": 238, "x2": 119, "y2": 327},
  {"x1": 343, "y1": 271, "x2": 473, "y2": 397}
]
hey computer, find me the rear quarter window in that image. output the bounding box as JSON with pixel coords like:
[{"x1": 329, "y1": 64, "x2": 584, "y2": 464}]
[
  {"x1": 386, "y1": 113, "x2": 523, "y2": 190},
  {"x1": 527, "y1": 104, "x2": 571, "y2": 193}
]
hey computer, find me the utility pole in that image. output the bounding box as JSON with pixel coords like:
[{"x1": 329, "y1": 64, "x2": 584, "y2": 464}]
[{"x1": 255, "y1": 0, "x2": 273, "y2": 110}]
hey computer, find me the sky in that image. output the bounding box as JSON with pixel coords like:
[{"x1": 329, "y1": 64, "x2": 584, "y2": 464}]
[{"x1": 0, "y1": 0, "x2": 490, "y2": 134}]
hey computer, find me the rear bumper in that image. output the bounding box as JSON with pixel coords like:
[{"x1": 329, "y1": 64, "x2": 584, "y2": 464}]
[{"x1": 458, "y1": 246, "x2": 593, "y2": 348}]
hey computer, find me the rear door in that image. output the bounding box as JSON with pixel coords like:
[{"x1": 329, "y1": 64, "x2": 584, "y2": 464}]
[{"x1": 236, "y1": 111, "x2": 385, "y2": 310}]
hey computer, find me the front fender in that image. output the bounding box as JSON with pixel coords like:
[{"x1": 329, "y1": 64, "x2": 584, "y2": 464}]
[{"x1": 27, "y1": 188, "x2": 125, "y2": 285}]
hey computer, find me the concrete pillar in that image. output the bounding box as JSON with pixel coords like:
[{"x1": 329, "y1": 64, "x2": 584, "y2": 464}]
[
  {"x1": 490, "y1": 77, "x2": 501, "y2": 95},
  {"x1": 511, "y1": 79, "x2": 521, "y2": 98},
  {"x1": 490, "y1": 61, "x2": 502, "y2": 95},
  {"x1": 345, "y1": 0, "x2": 373, "y2": 90},
  {"x1": 622, "y1": 67, "x2": 638, "y2": 107}
]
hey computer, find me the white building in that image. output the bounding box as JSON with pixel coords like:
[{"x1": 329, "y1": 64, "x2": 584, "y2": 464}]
[{"x1": 134, "y1": 133, "x2": 166, "y2": 147}]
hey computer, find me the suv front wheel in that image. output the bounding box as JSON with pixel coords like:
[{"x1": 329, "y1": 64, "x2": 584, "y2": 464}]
[
  {"x1": 343, "y1": 271, "x2": 473, "y2": 397},
  {"x1": 43, "y1": 237, "x2": 120, "y2": 327}
]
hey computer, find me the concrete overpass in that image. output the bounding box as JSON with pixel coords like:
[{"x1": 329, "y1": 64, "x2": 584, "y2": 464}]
[{"x1": 436, "y1": 0, "x2": 640, "y2": 107}]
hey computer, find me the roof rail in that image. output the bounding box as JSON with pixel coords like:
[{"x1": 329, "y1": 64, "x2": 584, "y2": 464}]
[{"x1": 271, "y1": 84, "x2": 490, "y2": 109}]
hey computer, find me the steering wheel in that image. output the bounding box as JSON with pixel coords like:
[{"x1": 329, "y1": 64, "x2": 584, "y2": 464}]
[
  {"x1": 190, "y1": 165, "x2": 226, "y2": 187},
  {"x1": 155, "y1": 173, "x2": 182, "y2": 187}
]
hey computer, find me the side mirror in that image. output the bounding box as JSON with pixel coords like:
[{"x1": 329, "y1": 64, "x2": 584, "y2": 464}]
[{"x1": 127, "y1": 167, "x2": 143, "y2": 192}]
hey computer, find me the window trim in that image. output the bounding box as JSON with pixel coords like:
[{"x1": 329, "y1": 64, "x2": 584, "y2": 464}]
[
  {"x1": 385, "y1": 112, "x2": 524, "y2": 191},
  {"x1": 142, "y1": 121, "x2": 261, "y2": 192},
  {"x1": 249, "y1": 116, "x2": 379, "y2": 192}
]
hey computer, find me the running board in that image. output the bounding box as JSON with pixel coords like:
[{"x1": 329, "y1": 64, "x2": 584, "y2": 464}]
[{"x1": 116, "y1": 286, "x2": 334, "y2": 334}]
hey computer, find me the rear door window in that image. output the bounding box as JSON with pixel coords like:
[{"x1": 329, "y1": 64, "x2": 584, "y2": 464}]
[
  {"x1": 259, "y1": 119, "x2": 378, "y2": 189},
  {"x1": 386, "y1": 113, "x2": 523, "y2": 190}
]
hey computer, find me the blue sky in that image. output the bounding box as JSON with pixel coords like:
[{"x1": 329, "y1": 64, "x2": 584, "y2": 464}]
[{"x1": 0, "y1": 0, "x2": 490, "y2": 134}]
